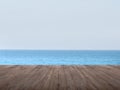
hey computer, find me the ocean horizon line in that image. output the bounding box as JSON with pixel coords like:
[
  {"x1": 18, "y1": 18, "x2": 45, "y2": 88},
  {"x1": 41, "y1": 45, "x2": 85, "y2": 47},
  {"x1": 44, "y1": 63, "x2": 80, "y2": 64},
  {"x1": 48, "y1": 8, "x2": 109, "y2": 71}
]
[{"x1": 0, "y1": 49, "x2": 120, "y2": 51}]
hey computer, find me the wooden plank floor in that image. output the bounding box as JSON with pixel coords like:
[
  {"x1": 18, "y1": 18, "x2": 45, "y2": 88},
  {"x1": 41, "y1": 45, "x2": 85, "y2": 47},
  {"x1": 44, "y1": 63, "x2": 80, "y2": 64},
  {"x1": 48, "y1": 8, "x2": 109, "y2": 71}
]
[{"x1": 0, "y1": 65, "x2": 120, "y2": 90}]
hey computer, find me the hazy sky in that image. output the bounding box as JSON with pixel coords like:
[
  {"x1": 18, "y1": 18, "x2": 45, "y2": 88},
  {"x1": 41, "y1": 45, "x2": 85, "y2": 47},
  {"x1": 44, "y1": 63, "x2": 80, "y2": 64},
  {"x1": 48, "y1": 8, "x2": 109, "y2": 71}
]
[{"x1": 0, "y1": 0, "x2": 120, "y2": 50}]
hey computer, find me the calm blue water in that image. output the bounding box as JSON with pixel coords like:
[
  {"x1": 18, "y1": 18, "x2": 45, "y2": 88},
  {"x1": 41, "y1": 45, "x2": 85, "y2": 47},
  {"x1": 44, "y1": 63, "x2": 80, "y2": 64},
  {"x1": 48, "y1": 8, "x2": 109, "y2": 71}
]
[{"x1": 0, "y1": 50, "x2": 120, "y2": 65}]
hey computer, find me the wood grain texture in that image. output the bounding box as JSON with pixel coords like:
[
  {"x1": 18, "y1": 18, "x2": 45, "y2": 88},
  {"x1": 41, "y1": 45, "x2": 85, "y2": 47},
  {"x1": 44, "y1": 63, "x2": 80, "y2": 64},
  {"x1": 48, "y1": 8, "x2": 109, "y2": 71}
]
[{"x1": 0, "y1": 65, "x2": 120, "y2": 90}]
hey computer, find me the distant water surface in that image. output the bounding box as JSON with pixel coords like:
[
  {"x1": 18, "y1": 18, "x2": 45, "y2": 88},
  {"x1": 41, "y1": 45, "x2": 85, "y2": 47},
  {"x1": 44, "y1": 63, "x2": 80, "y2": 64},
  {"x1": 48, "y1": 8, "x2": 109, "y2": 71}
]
[{"x1": 0, "y1": 50, "x2": 120, "y2": 65}]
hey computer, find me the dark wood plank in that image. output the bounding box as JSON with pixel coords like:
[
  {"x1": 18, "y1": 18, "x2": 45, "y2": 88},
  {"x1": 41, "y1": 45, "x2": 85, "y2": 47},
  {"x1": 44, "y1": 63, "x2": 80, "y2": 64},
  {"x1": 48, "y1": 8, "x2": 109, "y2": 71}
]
[
  {"x1": 58, "y1": 65, "x2": 68, "y2": 90},
  {"x1": 0, "y1": 65, "x2": 120, "y2": 90}
]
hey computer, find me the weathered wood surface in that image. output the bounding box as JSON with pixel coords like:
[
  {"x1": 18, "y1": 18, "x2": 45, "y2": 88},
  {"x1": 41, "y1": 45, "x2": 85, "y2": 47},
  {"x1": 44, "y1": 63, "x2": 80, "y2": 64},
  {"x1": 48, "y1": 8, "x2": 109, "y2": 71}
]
[{"x1": 0, "y1": 65, "x2": 120, "y2": 90}]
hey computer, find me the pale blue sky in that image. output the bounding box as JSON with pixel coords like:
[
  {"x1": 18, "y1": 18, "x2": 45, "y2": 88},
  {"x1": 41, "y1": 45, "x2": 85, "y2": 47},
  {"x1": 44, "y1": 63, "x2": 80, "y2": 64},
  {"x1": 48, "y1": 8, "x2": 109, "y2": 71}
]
[{"x1": 0, "y1": 0, "x2": 120, "y2": 50}]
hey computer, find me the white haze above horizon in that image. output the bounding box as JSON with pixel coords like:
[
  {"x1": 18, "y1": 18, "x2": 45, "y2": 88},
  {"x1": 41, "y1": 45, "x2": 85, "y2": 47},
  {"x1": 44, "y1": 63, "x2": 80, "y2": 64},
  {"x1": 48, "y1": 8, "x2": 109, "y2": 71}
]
[{"x1": 0, "y1": 0, "x2": 120, "y2": 50}]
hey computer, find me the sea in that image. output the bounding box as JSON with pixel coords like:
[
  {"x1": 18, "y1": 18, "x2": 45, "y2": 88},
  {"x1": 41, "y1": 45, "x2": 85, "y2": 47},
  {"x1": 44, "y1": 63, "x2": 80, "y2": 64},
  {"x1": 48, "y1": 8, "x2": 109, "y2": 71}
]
[{"x1": 0, "y1": 50, "x2": 120, "y2": 65}]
